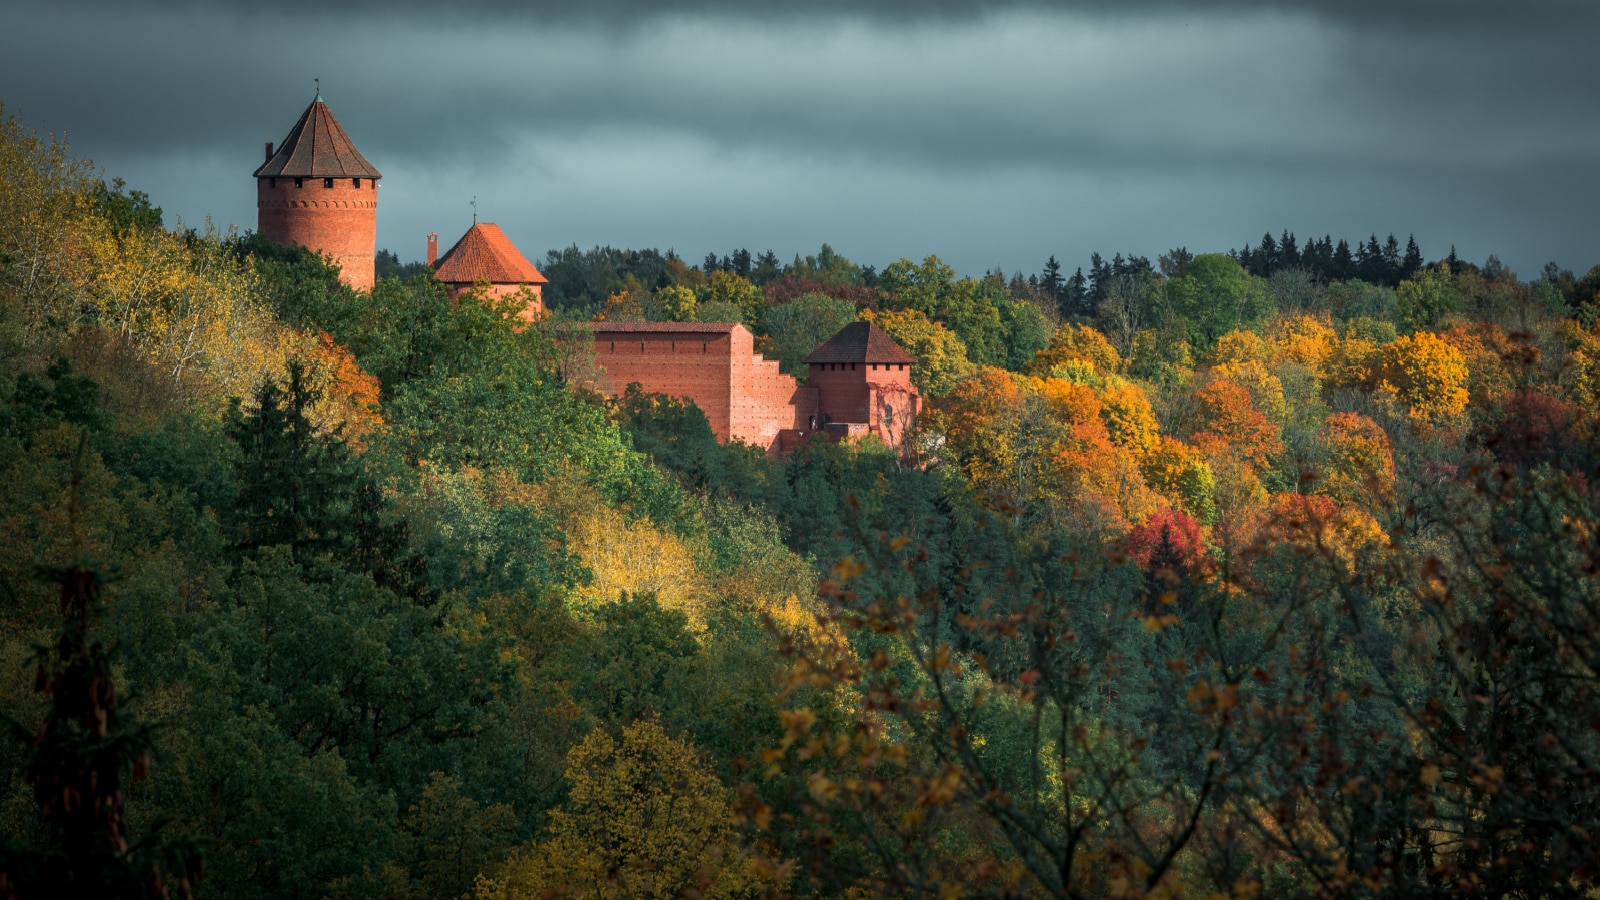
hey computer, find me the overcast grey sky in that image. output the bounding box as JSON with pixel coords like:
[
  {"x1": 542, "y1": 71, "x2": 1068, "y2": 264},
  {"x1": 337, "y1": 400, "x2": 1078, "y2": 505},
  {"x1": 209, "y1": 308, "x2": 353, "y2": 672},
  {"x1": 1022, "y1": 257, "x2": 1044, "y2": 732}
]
[{"x1": 3, "y1": 0, "x2": 1596, "y2": 278}]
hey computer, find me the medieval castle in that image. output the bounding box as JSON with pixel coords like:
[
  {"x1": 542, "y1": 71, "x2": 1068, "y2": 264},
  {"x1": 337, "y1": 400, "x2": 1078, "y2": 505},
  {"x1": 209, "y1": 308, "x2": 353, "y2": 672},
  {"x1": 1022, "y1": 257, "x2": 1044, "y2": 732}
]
[{"x1": 255, "y1": 94, "x2": 919, "y2": 456}]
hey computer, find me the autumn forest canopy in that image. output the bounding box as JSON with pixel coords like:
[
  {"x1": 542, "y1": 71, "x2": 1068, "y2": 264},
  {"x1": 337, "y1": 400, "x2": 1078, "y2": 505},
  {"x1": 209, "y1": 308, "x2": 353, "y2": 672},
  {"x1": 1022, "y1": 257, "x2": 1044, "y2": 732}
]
[{"x1": 5, "y1": 104, "x2": 1600, "y2": 898}]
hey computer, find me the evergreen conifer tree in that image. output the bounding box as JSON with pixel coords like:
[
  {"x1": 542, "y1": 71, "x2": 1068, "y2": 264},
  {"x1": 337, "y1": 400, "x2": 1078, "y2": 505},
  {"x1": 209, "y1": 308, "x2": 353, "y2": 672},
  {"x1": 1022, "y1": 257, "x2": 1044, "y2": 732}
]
[
  {"x1": 1333, "y1": 239, "x2": 1355, "y2": 280},
  {"x1": 1382, "y1": 233, "x2": 1402, "y2": 284},
  {"x1": 1064, "y1": 267, "x2": 1089, "y2": 318},
  {"x1": 1402, "y1": 234, "x2": 1424, "y2": 279},
  {"x1": 1087, "y1": 252, "x2": 1110, "y2": 310},
  {"x1": 1040, "y1": 255, "x2": 1064, "y2": 304},
  {"x1": 1257, "y1": 232, "x2": 1279, "y2": 276}
]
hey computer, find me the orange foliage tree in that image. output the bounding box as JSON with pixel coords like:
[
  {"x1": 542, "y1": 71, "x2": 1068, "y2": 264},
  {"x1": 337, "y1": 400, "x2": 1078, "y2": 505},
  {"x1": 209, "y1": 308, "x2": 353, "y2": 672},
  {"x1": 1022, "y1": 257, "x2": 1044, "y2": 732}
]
[
  {"x1": 307, "y1": 331, "x2": 383, "y2": 449},
  {"x1": 1315, "y1": 412, "x2": 1396, "y2": 505},
  {"x1": 1189, "y1": 379, "x2": 1283, "y2": 469},
  {"x1": 1244, "y1": 492, "x2": 1389, "y2": 577}
]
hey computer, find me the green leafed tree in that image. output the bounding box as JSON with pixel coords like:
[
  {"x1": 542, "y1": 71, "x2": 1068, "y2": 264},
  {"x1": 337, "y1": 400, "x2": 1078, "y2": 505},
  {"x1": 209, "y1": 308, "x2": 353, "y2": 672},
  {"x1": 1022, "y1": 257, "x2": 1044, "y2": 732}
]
[
  {"x1": 1164, "y1": 253, "x2": 1274, "y2": 349},
  {"x1": 755, "y1": 293, "x2": 858, "y2": 380}
]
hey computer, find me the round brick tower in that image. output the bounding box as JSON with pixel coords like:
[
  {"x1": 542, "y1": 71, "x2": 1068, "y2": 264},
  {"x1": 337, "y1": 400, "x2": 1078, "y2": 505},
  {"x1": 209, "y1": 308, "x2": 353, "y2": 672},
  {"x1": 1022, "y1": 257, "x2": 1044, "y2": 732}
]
[{"x1": 254, "y1": 93, "x2": 382, "y2": 291}]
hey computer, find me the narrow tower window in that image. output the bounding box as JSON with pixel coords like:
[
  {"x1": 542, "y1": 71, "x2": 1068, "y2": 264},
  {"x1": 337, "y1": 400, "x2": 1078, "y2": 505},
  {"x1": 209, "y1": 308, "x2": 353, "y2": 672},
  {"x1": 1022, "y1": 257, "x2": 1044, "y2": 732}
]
[
  {"x1": 323, "y1": 177, "x2": 334, "y2": 189},
  {"x1": 268, "y1": 178, "x2": 276, "y2": 189},
  {"x1": 294, "y1": 178, "x2": 303, "y2": 188},
  {"x1": 353, "y1": 178, "x2": 361, "y2": 188}
]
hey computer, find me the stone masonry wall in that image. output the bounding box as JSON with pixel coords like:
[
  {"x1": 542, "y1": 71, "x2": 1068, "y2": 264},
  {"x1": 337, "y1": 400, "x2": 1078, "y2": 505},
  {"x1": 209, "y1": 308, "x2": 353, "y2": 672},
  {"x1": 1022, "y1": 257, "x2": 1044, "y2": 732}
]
[{"x1": 257, "y1": 175, "x2": 378, "y2": 291}]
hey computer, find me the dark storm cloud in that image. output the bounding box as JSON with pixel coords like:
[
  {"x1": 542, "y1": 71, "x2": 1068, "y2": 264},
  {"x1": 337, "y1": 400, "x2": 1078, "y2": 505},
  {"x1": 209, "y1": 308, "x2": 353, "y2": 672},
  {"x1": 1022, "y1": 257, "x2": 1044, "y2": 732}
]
[
  {"x1": 38, "y1": 0, "x2": 1600, "y2": 32},
  {"x1": 0, "y1": 0, "x2": 1594, "y2": 277}
]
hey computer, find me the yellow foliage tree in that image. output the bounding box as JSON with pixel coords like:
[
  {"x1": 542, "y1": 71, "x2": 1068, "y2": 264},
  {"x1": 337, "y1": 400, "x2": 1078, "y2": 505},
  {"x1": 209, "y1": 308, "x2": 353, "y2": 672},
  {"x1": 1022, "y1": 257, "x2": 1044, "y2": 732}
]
[
  {"x1": 699, "y1": 270, "x2": 765, "y2": 324},
  {"x1": 658, "y1": 285, "x2": 698, "y2": 322},
  {"x1": 868, "y1": 307, "x2": 975, "y2": 396},
  {"x1": 1203, "y1": 329, "x2": 1269, "y2": 367},
  {"x1": 594, "y1": 290, "x2": 646, "y2": 322},
  {"x1": 1371, "y1": 331, "x2": 1470, "y2": 423},
  {"x1": 1556, "y1": 320, "x2": 1600, "y2": 412},
  {"x1": 79, "y1": 219, "x2": 301, "y2": 400},
  {"x1": 478, "y1": 720, "x2": 759, "y2": 900},
  {"x1": 1098, "y1": 378, "x2": 1160, "y2": 455},
  {"x1": 1025, "y1": 323, "x2": 1122, "y2": 377},
  {"x1": 0, "y1": 102, "x2": 98, "y2": 351},
  {"x1": 1140, "y1": 436, "x2": 1219, "y2": 525},
  {"x1": 1324, "y1": 335, "x2": 1379, "y2": 389},
  {"x1": 566, "y1": 500, "x2": 710, "y2": 626},
  {"x1": 1266, "y1": 314, "x2": 1338, "y2": 376}
]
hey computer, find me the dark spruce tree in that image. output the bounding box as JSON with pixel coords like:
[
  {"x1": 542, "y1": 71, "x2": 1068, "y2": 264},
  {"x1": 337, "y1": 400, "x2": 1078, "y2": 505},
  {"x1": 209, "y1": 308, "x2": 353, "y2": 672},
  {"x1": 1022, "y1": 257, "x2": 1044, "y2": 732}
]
[
  {"x1": 227, "y1": 361, "x2": 428, "y2": 597},
  {"x1": 1087, "y1": 252, "x2": 1110, "y2": 310},
  {"x1": 1333, "y1": 239, "x2": 1355, "y2": 280},
  {"x1": 1402, "y1": 234, "x2": 1424, "y2": 279},
  {"x1": 1382, "y1": 233, "x2": 1402, "y2": 284},
  {"x1": 1040, "y1": 255, "x2": 1064, "y2": 306},
  {"x1": 1256, "y1": 231, "x2": 1279, "y2": 276},
  {"x1": 1063, "y1": 267, "x2": 1090, "y2": 318}
]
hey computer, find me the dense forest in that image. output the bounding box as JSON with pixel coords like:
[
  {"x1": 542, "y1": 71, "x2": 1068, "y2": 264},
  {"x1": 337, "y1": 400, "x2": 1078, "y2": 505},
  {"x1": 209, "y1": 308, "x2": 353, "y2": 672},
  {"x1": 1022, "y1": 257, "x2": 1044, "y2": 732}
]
[{"x1": 3, "y1": 102, "x2": 1600, "y2": 898}]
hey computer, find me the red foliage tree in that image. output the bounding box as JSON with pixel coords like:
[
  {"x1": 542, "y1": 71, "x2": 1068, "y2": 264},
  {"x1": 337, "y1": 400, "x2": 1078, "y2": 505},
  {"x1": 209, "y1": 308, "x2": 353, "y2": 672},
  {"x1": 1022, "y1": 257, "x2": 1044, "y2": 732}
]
[
  {"x1": 1126, "y1": 507, "x2": 1204, "y2": 569},
  {"x1": 1478, "y1": 389, "x2": 1594, "y2": 470}
]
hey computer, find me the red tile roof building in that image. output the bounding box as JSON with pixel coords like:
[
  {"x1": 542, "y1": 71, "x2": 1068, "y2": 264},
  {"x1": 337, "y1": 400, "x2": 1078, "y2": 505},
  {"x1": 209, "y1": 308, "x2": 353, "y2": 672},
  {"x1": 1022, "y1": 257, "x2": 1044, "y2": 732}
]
[
  {"x1": 429, "y1": 223, "x2": 548, "y2": 323},
  {"x1": 255, "y1": 94, "x2": 381, "y2": 291},
  {"x1": 587, "y1": 320, "x2": 919, "y2": 457}
]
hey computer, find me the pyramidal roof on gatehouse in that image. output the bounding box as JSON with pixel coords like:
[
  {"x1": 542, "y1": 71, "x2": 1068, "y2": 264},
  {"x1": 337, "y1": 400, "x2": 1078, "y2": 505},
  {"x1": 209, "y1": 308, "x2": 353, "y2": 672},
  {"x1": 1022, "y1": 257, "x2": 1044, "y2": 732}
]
[
  {"x1": 804, "y1": 321, "x2": 915, "y2": 365},
  {"x1": 433, "y1": 223, "x2": 548, "y2": 286},
  {"x1": 254, "y1": 95, "x2": 382, "y2": 179}
]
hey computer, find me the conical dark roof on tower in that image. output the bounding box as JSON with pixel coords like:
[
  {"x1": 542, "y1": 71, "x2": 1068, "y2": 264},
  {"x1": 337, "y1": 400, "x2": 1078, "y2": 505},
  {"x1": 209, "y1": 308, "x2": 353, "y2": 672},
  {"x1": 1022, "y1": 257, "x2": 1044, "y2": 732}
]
[
  {"x1": 254, "y1": 95, "x2": 382, "y2": 179},
  {"x1": 804, "y1": 321, "x2": 915, "y2": 365}
]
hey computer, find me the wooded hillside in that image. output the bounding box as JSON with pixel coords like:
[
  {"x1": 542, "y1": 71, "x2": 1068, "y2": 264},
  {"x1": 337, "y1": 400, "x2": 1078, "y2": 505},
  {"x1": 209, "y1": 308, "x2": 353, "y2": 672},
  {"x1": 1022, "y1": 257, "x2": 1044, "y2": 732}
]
[{"x1": 3, "y1": 103, "x2": 1599, "y2": 898}]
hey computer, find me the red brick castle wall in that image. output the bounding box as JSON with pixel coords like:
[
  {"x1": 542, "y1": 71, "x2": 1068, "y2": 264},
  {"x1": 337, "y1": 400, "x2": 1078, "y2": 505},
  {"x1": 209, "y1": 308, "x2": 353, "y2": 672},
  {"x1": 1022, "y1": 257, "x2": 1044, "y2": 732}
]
[
  {"x1": 590, "y1": 323, "x2": 815, "y2": 456},
  {"x1": 257, "y1": 176, "x2": 378, "y2": 291}
]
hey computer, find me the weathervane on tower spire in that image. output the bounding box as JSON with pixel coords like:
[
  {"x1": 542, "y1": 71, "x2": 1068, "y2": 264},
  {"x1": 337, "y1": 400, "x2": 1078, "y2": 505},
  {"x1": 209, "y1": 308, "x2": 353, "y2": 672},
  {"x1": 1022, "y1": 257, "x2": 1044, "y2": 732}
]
[
  {"x1": 471, "y1": 196, "x2": 478, "y2": 225},
  {"x1": 314, "y1": 77, "x2": 321, "y2": 101}
]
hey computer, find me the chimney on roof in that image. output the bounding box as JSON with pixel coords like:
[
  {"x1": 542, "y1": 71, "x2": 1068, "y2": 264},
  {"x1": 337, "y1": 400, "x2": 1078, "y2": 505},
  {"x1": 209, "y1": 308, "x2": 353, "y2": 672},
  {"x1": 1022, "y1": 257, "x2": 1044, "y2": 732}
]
[
  {"x1": 426, "y1": 232, "x2": 438, "y2": 266},
  {"x1": 264, "y1": 141, "x2": 273, "y2": 163}
]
